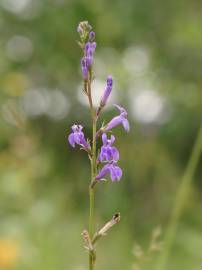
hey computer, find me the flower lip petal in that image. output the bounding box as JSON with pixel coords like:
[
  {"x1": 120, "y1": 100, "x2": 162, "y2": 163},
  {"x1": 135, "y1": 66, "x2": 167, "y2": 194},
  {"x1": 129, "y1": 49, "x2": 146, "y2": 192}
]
[
  {"x1": 95, "y1": 163, "x2": 110, "y2": 180},
  {"x1": 108, "y1": 163, "x2": 122, "y2": 181},
  {"x1": 111, "y1": 147, "x2": 119, "y2": 161},
  {"x1": 96, "y1": 160, "x2": 122, "y2": 182},
  {"x1": 109, "y1": 135, "x2": 115, "y2": 145},
  {"x1": 122, "y1": 119, "x2": 130, "y2": 132},
  {"x1": 68, "y1": 133, "x2": 76, "y2": 147},
  {"x1": 91, "y1": 42, "x2": 97, "y2": 51},
  {"x1": 114, "y1": 165, "x2": 122, "y2": 181}
]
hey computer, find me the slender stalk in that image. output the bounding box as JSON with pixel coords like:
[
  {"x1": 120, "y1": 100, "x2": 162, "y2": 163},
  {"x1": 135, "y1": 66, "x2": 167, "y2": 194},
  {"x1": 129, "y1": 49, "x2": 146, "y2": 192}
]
[
  {"x1": 87, "y1": 78, "x2": 97, "y2": 270},
  {"x1": 156, "y1": 126, "x2": 202, "y2": 270},
  {"x1": 89, "y1": 180, "x2": 95, "y2": 237}
]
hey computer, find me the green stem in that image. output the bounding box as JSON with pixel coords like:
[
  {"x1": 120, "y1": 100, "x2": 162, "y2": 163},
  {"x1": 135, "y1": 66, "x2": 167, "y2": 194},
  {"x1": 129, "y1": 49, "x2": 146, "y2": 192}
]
[
  {"x1": 156, "y1": 126, "x2": 202, "y2": 270},
  {"x1": 89, "y1": 184, "x2": 95, "y2": 238},
  {"x1": 87, "y1": 78, "x2": 97, "y2": 270}
]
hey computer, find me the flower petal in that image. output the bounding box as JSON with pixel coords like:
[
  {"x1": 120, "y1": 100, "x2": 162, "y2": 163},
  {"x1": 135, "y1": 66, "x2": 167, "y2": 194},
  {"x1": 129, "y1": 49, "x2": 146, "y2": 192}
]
[
  {"x1": 111, "y1": 147, "x2": 119, "y2": 161},
  {"x1": 109, "y1": 135, "x2": 115, "y2": 145},
  {"x1": 68, "y1": 133, "x2": 76, "y2": 147},
  {"x1": 109, "y1": 165, "x2": 122, "y2": 181},
  {"x1": 113, "y1": 104, "x2": 127, "y2": 116},
  {"x1": 105, "y1": 116, "x2": 122, "y2": 131},
  {"x1": 122, "y1": 119, "x2": 130, "y2": 132},
  {"x1": 99, "y1": 147, "x2": 107, "y2": 162},
  {"x1": 96, "y1": 164, "x2": 110, "y2": 180},
  {"x1": 102, "y1": 133, "x2": 107, "y2": 145}
]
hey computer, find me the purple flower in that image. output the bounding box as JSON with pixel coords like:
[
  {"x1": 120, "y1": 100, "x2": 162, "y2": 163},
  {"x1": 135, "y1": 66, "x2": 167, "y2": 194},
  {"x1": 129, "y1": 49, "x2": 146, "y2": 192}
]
[
  {"x1": 105, "y1": 104, "x2": 130, "y2": 132},
  {"x1": 99, "y1": 133, "x2": 119, "y2": 162},
  {"x1": 68, "y1": 124, "x2": 90, "y2": 150},
  {"x1": 100, "y1": 75, "x2": 113, "y2": 106},
  {"x1": 96, "y1": 162, "x2": 122, "y2": 182}
]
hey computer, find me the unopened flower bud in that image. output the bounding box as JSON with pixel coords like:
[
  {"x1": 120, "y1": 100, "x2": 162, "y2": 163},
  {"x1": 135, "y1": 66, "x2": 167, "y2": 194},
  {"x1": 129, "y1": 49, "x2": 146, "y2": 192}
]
[
  {"x1": 89, "y1": 31, "x2": 95, "y2": 41},
  {"x1": 101, "y1": 75, "x2": 113, "y2": 106},
  {"x1": 77, "y1": 21, "x2": 92, "y2": 39}
]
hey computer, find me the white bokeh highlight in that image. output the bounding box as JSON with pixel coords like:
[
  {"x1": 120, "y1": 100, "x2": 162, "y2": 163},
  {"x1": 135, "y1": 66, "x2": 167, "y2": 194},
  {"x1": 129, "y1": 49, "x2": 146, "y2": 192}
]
[
  {"x1": 130, "y1": 90, "x2": 169, "y2": 124},
  {"x1": 123, "y1": 46, "x2": 150, "y2": 76},
  {"x1": 6, "y1": 35, "x2": 33, "y2": 62},
  {"x1": 1, "y1": 0, "x2": 42, "y2": 19},
  {"x1": 46, "y1": 90, "x2": 70, "y2": 120},
  {"x1": 1, "y1": 0, "x2": 32, "y2": 14},
  {"x1": 21, "y1": 88, "x2": 69, "y2": 120}
]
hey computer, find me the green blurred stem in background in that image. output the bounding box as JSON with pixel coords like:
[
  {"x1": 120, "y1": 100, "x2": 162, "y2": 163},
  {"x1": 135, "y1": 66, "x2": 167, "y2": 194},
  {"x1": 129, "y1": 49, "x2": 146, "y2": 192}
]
[{"x1": 156, "y1": 126, "x2": 202, "y2": 270}]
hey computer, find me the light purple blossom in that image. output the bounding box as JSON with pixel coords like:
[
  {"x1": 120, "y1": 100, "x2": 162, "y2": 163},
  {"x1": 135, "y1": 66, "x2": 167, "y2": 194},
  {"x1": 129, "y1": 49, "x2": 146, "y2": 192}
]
[
  {"x1": 100, "y1": 75, "x2": 113, "y2": 106},
  {"x1": 96, "y1": 162, "x2": 122, "y2": 182},
  {"x1": 105, "y1": 104, "x2": 130, "y2": 132},
  {"x1": 68, "y1": 124, "x2": 90, "y2": 150},
  {"x1": 99, "y1": 133, "x2": 119, "y2": 162}
]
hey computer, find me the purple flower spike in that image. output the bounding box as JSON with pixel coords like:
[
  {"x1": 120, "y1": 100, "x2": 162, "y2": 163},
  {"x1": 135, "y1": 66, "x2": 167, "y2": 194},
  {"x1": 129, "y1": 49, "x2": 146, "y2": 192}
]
[
  {"x1": 100, "y1": 75, "x2": 113, "y2": 106},
  {"x1": 96, "y1": 162, "x2": 122, "y2": 182},
  {"x1": 68, "y1": 124, "x2": 90, "y2": 150},
  {"x1": 99, "y1": 133, "x2": 119, "y2": 162},
  {"x1": 105, "y1": 104, "x2": 130, "y2": 132}
]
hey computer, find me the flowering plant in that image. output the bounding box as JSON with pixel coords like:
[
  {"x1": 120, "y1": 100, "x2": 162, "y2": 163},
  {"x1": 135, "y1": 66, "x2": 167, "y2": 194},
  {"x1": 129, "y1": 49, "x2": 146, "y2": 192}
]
[{"x1": 68, "y1": 21, "x2": 129, "y2": 270}]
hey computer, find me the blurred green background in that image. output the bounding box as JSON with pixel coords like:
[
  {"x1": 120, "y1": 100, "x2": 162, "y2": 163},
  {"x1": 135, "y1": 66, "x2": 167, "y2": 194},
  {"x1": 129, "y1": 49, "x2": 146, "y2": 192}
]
[{"x1": 0, "y1": 0, "x2": 202, "y2": 269}]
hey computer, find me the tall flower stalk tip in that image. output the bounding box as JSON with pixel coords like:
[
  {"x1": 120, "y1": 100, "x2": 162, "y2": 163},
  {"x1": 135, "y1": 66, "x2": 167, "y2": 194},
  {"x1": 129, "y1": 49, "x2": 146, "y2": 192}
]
[{"x1": 68, "y1": 21, "x2": 130, "y2": 270}]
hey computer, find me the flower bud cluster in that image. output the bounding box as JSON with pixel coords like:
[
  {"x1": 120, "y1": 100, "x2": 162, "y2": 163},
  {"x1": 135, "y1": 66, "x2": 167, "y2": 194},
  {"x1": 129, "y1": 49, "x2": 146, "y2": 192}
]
[
  {"x1": 77, "y1": 21, "x2": 97, "y2": 81},
  {"x1": 77, "y1": 21, "x2": 92, "y2": 42}
]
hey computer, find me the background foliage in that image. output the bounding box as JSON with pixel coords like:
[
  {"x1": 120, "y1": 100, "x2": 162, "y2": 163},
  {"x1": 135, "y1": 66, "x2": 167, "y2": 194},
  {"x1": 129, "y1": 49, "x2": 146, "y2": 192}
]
[{"x1": 0, "y1": 0, "x2": 202, "y2": 269}]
